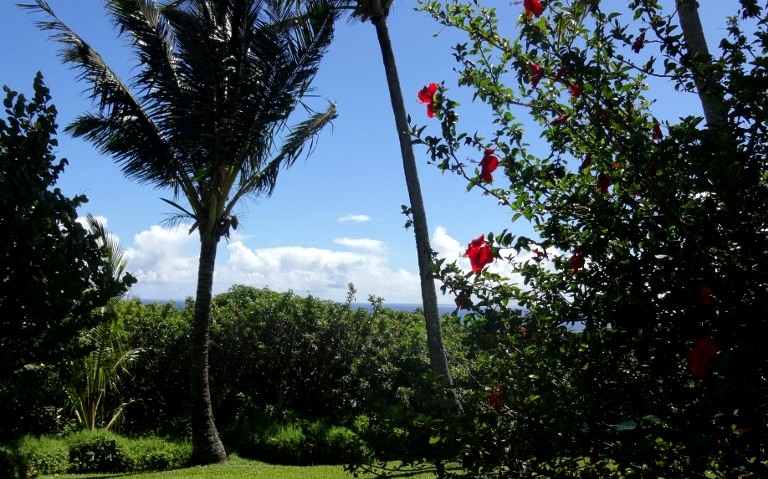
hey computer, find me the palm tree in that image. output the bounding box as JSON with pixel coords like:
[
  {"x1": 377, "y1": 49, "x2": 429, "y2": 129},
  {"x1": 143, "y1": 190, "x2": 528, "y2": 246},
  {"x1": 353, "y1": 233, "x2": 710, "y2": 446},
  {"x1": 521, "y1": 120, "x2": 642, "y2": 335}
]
[
  {"x1": 335, "y1": 0, "x2": 461, "y2": 411},
  {"x1": 25, "y1": 0, "x2": 338, "y2": 463},
  {"x1": 674, "y1": 0, "x2": 727, "y2": 128}
]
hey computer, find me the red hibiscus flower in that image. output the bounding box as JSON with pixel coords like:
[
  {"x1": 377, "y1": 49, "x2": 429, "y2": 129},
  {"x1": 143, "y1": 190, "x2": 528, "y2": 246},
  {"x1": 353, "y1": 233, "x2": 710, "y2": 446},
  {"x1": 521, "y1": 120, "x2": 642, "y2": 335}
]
[
  {"x1": 530, "y1": 63, "x2": 545, "y2": 89},
  {"x1": 569, "y1": 83, "x2": 582, "y2": 98},
  {"x1": 554, "y1": 66, "x2": 569, "y2": 82},
  {"x1": 465, "y1": 235, "x2": 494, "y2": 273},
  {"x1": 632, "y1": 32, "x2": 646, "y2": 53},
  {"x1": 532, "y1": 248, "x2": 548, "y2": 259},
  {"x1": 487, "y1": 383, "x2": 503, "y2": 411},
  {"x1": 580, "y1": 154, "x2": 592, "y2": 171},
  {"x1": 524, "y1": 0, "x2": 544, "y2": 18},
  {"x1": 652, "y1": 120, "x2": 663, "y2": 140},
  {"x1": 569, "y1": 251, "x2": 585, "y2": 273},
  {"x1": 418, "y1": 83, "x2": 439, "y2": 118},
  {"x1": 479, "y1": 148, "x2": 500, "y2": 183},
  {"x1": 454, "y1": 294, "x2": 472, "y2": 310},
  {"x1": 687, "y1": 336, "x2": 720, "y2": 377},
  {"x1": 550, "y1": 114, "x2": 569, "y2": 126},
  {"x1": 597, "y1": 173, "x2": 611, "y2": 194}
]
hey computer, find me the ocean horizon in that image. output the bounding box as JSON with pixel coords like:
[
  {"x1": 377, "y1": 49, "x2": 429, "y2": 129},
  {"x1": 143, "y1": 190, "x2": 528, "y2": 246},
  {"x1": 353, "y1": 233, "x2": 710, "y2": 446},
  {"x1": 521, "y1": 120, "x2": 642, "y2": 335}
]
[{"x1": 139, "y1": 298, "x2": 459, "y2": 316}]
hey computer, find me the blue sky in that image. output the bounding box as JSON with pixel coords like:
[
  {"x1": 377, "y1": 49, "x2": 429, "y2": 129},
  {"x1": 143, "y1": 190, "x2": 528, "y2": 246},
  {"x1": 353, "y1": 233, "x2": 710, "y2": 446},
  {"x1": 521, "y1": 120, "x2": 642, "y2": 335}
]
[{"x1": 1, "y1": 1, "x2": 732, "y2": 304}]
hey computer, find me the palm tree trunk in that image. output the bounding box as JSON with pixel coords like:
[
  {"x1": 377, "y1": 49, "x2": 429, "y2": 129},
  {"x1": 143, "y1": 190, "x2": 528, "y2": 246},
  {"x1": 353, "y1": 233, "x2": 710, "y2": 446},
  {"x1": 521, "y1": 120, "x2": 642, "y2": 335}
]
[
  {"x1": 675, "y1": 0, "x2": 742, "y2": 192},
  {"x1": 372, "y1": 15, "x2": 461, "y2": 412},
  {"x1": 190, "y1": 237, "x2": 227, "y2": 464},
  {"x1": 675, "y1": 0, "x2": 727, "y2": 129}
]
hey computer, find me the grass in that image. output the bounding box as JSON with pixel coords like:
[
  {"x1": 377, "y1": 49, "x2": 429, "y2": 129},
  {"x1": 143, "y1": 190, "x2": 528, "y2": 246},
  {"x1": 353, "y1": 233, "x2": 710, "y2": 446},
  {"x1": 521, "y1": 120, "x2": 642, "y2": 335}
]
[{"x1": 38, "y1": 455, "x2": 441, "y2": 479}]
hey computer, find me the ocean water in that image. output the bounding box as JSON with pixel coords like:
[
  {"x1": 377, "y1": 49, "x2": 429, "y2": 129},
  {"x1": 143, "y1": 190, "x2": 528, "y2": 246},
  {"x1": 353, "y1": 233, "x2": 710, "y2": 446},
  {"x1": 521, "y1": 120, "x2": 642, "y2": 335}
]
[
  {"x1": 351, "y1": 302, "x2": 459, "y2": 317},
  {"x1": 141, "y1": 299, "x2": 459, "y2": 317}
]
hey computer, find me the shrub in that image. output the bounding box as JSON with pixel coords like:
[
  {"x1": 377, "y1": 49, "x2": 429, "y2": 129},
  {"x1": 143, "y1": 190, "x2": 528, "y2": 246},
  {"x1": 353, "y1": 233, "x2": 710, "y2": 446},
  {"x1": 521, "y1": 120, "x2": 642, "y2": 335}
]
[
  {"x1": 124, "y1": 436, "x2": 192, "y2": 471},
  {"x1": 229, "y1": 417, "x2": 368, "y2": 466},
  {"x1": 257, "y1": 424, "x2": 308, "y2": 464},
  {"x1": 14, "y1": 435, "x2": 69, "y2": 476},
  {"x1": 66, "y1": 429, "x2": 131, "y2": 473},
  {"x1": 0, "y1": 446, "x2": 20, "y2": 479},
  {"x1": 323, "y1": 425, "x2": 368, "y2": 464},
  {"x1": 118, "y1": 299, "x2": 192, "y2": 437}
]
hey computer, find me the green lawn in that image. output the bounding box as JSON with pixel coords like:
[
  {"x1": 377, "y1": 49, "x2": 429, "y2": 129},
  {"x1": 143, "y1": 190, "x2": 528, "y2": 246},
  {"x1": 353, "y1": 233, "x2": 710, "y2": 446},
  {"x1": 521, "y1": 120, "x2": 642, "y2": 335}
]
[{"x1": 39, "y1": 456, "x2": 440, "y2": 479}]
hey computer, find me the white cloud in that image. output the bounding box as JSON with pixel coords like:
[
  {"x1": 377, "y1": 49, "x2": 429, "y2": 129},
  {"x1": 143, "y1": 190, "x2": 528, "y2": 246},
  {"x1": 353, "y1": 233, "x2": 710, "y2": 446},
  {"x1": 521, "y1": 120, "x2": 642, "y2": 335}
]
[
  {"x1": 337, "y1": 214, "x2": 371, "y2": 223},
  {"x1": 119, "y1": 223, "x2": 555, "y2": 305},
  {"x1": 222, "y1": 241, "x2": 419, "y2": 303},
  {"x1": 433, "y1": 226, "x2": 464, "y2": 259},
  {"x1": 118, "y1": 224, "x2": 423, "y2": 303},
  {"x1": 333, "y1": 237, "x2": 387, "y2": 253},
  {"x1": 123, "y1": 224, "x2": 199, "y2": 300}
]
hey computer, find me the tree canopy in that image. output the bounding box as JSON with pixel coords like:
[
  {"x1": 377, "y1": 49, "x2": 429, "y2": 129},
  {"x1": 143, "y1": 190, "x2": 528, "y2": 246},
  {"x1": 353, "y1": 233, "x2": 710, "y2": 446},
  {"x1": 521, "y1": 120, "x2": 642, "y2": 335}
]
[
  {"x1": 0, "y1": 73, "x2": 135, "y2": 439},
  {"x1": 409, "y1": 0, "x2": 768, "y2": 476}
]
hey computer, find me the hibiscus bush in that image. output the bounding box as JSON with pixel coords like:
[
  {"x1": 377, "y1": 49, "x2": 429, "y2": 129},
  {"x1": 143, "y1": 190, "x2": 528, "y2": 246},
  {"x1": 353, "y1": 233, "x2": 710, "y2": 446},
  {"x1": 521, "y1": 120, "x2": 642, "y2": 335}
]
[{"x1": 413, "y1": 0, "x2": 768, "y2": 477}]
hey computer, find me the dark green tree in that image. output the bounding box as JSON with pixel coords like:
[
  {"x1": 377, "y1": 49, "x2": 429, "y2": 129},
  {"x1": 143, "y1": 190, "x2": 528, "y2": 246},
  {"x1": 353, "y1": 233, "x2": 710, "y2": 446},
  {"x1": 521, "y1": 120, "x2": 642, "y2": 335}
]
[
  {"x1": 25, "y1": 0, "x2": 338, "y2": 463},
  {"x1": 0, "y1": 73, "x2": 135, "y2": 440}
]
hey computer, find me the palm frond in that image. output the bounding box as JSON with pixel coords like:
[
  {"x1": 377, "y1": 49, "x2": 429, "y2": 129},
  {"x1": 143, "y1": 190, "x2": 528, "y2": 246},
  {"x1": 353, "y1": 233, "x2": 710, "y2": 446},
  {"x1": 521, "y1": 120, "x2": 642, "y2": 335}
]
[
  {"x1": 86, "y1": 213, "x2": 129, "y2": 283},
  {"x1": 331, "y1": 0, "x2": 394, "y2": 23},
  {"x1": 106, "y1": 0, "x2": 183, "y2": 111},
  {"x1": 227, "y1": 100, "x2": 336, "y2": 211},
  {"x1": 21, "y1": 0, "x2": 178, "y2": 188},
  {"x1": 27, "y1": 0, "x2": 340, "y2": 241}
]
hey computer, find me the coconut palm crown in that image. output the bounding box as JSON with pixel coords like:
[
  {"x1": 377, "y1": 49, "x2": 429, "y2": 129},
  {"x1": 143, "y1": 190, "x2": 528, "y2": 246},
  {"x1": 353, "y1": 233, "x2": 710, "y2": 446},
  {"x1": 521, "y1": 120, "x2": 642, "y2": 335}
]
[{"x1": 24, "y1": 0, "x2": 338, "y2": 463}]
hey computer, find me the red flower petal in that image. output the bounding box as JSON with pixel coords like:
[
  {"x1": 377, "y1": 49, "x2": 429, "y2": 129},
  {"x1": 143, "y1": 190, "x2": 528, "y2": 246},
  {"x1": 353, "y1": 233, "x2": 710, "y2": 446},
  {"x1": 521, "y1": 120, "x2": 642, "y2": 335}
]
[
  {"x1": 597, "y1": 173, "x2": 611, "y2": 194},
  {"x1": 487, "y1": 383, "x2": 503, "y2": 411},
  {"x1": 580, "y1": 154, "x2": 592, "y2": 171},
  {"x1": 569, "y1": 251, "x2": 585, "y2": 273},
  {"x1": 417, "y1": 83, "x2": 438, "y2": 103},
  {"x1": 550, "y1": 114, "x2": 569, "y2": 126},
  {"x1": 479, "y1": 148, "x2": 500, "y2": 183},
  {"x1": 530, "y1": 63, "x2": 545, "y2": 89},
  {"x1": 569, "y1": 83, "x2": 582, "y2": 98},
  {"x1": 465, "y1": 235, "x2": 494, "y2": 272},
  {"x1": 687, "y1": 336, "x2": 720, "y2": 377},
  {"x1": 524, "y1": 0, "x2": 544, "y2": 18},
  {"x1": 454, "y1": 295, "x2": 472, "y2": 310},
  {"x1": 418, "y1": 83, "x2": 439, "y2": 118},
  {"x1": 632, "y1": 32, "x2": 646, "y2": 53},
  {"x1": 652, "y1": 120, "x2": 663, "y2": 140},
  {"x1": 554, "y1": 66, "x2": 569, "y2": 82}
]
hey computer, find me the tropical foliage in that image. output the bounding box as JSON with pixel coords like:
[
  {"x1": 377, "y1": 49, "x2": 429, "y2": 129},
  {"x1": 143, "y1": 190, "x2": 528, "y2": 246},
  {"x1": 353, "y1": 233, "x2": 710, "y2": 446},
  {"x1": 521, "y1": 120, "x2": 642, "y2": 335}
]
[
  {"x1": 0, "y1": 74, "x2": 135, "y2": 441},
  {"x1": 6, "y1": 0, "x2": 768, "y2": 477},
  {"x1": 409, "y1": 0, "x2": 768, "y2": 476},
  {"x1": 25, "y1": 0, "x2": 339, "y2": 462}
]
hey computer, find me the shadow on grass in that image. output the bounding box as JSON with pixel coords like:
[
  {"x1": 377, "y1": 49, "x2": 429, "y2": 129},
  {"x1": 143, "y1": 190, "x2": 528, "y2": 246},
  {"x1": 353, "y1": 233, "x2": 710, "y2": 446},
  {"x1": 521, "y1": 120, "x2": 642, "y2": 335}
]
[{"x1": 351, "y1": 461, "x2": 458, "y2": 478}]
